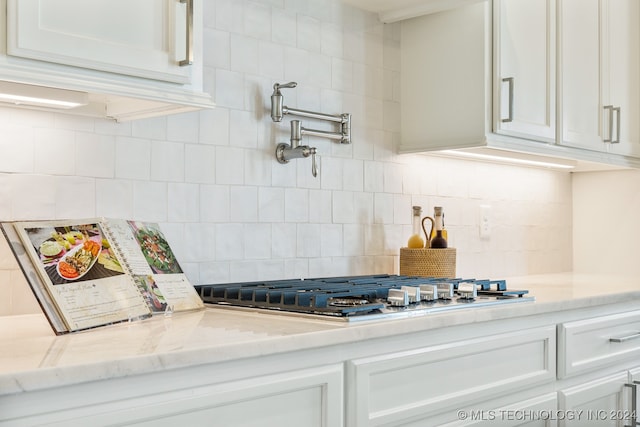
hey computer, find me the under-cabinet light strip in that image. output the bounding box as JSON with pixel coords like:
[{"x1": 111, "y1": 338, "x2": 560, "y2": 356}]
[{"x1": 439, "y1": 150, "x2": 575, "y2": 169}]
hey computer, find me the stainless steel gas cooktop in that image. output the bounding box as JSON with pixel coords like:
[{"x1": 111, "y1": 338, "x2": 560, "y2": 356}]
[{"x1": 195, "y1": 275, "x2": 534, "y2": 322}]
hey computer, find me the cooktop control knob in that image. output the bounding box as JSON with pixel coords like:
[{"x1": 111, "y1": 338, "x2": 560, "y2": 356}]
[
  {"x1": 419, "y1": 284, "x2": 437, "y2": 301},
  {"x1": 401, "y1": 286, "x2": 420, "y2": 303},
  {"x1": 458, "y1": 282, "x2": 477, "y2": 300},
  {"x1": 387, "y1": 288, "x2": 409, "y2": 307},
  {"x1": 437, "y1": 282, "x2": 454, "y2": 300}
]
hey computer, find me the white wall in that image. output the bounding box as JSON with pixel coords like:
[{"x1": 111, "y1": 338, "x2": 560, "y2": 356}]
[
  {"x1": 0, "y1": 0, "x2": 573, "y2": 316},
  {"x1": 573, "y1": 169, "x2": 640, "y2": 274}
]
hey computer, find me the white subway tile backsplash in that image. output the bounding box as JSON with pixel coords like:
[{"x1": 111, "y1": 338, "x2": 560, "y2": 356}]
[
  {"x1": 215, "y1": 146, "x2": 245, "y2": 184},
  {"x1": 321, "y1": 22, "x2": 344, "y2": 58},
  {"x1": 230, "y1": 186, "x2": 258, "y2": 222},
  {"x1": 215, "y1": 0, "x2": 244, "y2": 34},
  {"x1": 320, "y1": 223, "x2": 343, "y2": 257},
  {"x1": 34, "y1": 128, "x2": 76, "y2": 176},
  {"x1": 297, "y1": 14, "x2": 322, "y2": 53},
  {"x1": 216, "y1": 223, "x2": 244, "y2": 260},
  {"x1": 55, "y1": 176, "x2": 96, "y2": 219},
  {"x1": 374, "y1": 193, "x2": 393, "y2": 224},
  {"x1": 150, "y1": 141, "x2": 185, "y2": 182},
  {"x1": 308, "y1": 189, "x2": 332, "y2": 223},
  {"x1": 215, "y1": 69, "x2": 245, "y2": 109},
  {"x1": 133, "y1": 181, "x2": 167, "y2": 222},
  {"x1": 199, "y1": 107, "x2": 230, "y2": 145},
  {"x1": 95, "y1": 179, "x2": 133, "y2": 219},
  {"x1": 76, "y1": 133, "x2": 115, "y2": 179},
  {"x1": 284, "y1": 188, "x2": 309, "y2": 222},
  {"x1": 11, "y1": 174, "x2": 56, "y2": 220},
  {"x1": 343, "y1": 158, "x2": 364, "y2": 192},
  {"x1": 244, "y1": 1, "x2": 272, "y2": 40},
  {"x1": 230, "y1": 110, "x2": 258, "y2": 148},
  {"x1": 167, "y1": 113, "x2": 199, "y2": 144},
  {"x1": 331, "y1": 58, "x2": 353, "y2": 92},
  {"x1": 0, "y1": 126, "x2": 34, "y2": 173},
  {"x1": 168, "y1": 183, "x2": 200, "y2": 222},
  {"x1": 200, "y1": 185, "x2": 230, "y2": 222},
  {"x1": 185, "y1": 144, "x2": 216, "y2": 184},
  {"x1": 297, "y1": 223, "x2": 321, "y2": 258},
  {"x1": 272, "y1": 222, "x2": 297, "y2": 258},
  {"x1": 131, "y1": 116, "x2": 167, "y2": 140},
  {"x1": 258, "y1": 187, "x2": 284, "y2": 222},
  {"x1": 271, "y1": 8, "x2": 297, "y2": 47},
  {"x1": 204, "y1": 29, "x2": 230, "y2": 70},
  {"x1": 258, "y1": 40, "x2": 285, "y2": 79},
  {"x1": 230, "y1": 34, "x2": 260, "y2": 75},
  {"x1": 243, "y1": 223, "x2": 272, "y2": 259},
  {"x1": 343, "y1": 224, "x2": 364, "y2": 256},
  {"x1": 115, "y1": 137, "x2": 151, "y2": 180},
  {"x1": 320, "y1": 157, "x2": 343, "y2": 190}
]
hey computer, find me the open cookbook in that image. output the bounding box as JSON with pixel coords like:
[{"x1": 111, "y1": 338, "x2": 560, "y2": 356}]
[{"x1": 1, "y1": 218, "x2": 203, "y2": 334}]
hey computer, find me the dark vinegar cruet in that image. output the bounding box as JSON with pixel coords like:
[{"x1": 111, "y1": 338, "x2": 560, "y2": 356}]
[{"x1": 430, "y1": 206, "x2": 448, "y2": 248}]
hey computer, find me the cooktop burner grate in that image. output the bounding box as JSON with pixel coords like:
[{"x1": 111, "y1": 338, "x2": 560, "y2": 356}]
[{"x1": 195, "y1": 275, "x2": 533, "y2": 321}]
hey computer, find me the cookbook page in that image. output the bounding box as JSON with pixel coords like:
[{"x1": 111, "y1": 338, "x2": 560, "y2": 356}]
[
  {"x1": 13, "y1": 219, "x2": 152, "y2": 332},
  {"x1": 105, "y1": 219, "x2": 203, "y2": 313}
]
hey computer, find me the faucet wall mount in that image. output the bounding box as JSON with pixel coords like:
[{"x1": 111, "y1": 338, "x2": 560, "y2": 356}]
[{"x1": 271, "y1": 82, "x2": 352, "y2": 177}]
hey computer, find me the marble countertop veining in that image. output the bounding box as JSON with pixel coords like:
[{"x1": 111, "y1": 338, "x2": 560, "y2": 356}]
[{"x1": 1, "y1": 272, "x2": 639, "y2": 397}]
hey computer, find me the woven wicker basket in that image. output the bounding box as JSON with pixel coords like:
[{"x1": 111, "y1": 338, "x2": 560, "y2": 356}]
[{"x1": 399, "y1": 247, "x2": 457, "y2": 278}]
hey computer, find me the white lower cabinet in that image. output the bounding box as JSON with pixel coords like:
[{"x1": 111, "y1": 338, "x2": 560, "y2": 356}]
[
  {"x1": 1, "y1": 364, "x2": 344, "y2": 427},
  {"x1": 558, "y1": 372, "x2": 635, "y2": 427},
  {"x1": 346, "y1": 326, "x2": 556, "y2": 426},
  {"x1": 435, "y1": 393, "x2": 558, "y2": 427}
]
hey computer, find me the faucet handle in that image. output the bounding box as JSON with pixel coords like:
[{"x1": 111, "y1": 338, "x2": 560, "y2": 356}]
[
  {"x1": 273, "y1": 82, "x2": 297, "y2": 95},
  {"x1": 310, "y1": 147, "x2": 318, "y2": 177}
]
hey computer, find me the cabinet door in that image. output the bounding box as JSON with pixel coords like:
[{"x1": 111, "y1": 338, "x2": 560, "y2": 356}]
[
  {"x1": 558, "y1": 372, "x2": 631, "y2": 427},
  {"x1": 7, "y1": 0, "x2": 193, "y2": 84},
  {"x1": 561, "y1": 0, "x2": 603, "y2": 151},
  {"x1": 561, "y1": 0, "x2": 640, "y2": 157},
  {"x1": 604, "y1": 0, "x2": 640, "y2": 157},
  {"x1": 0, "y1": 365, "x2": 344, "y2": 427},
  {"x1": 494, "y1": 0, "x2": 556, "y2": 142}
]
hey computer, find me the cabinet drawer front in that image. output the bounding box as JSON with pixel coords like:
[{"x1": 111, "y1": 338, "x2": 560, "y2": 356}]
[
  {"x1": 558, "y1": 310, "x2": 640, "y2": 378},
  {"x1": 0, "y1": 365, "x2": 343, "y2": 427},
  {"x1": 347, "y1": 326, "x2": 556, "y2": 426}
]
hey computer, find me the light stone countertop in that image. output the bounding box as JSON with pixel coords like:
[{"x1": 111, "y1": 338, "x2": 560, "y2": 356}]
[{"x1": 1, "y1": 272, "x2": 639, "y2": 397}]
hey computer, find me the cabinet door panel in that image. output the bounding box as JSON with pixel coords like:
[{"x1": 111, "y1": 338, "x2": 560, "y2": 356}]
[
  {"x1": 1, "y1": 365, "x2": 343, "y2": 427},
  {"x1": 559, "y1": 373, "x2": 630, "y2": 427},
  {"x1": 7, "y1": 0, "x2": 191, "y2": 84},
  {"x1": 495, "y1": 0, "x2": 555, "y2": 141},
  {"x1": 606, "y1": 0, "x2": 640, "y2": 157},
  {"x1": 561, "y1": 0, "x2": 604, "y2": 151},
  {"x1": 557, "y1": 310, "x2": 640, "y2": 378},
  {"x1": 347, "y1": 326, "x2": 556, "y2": 426}
]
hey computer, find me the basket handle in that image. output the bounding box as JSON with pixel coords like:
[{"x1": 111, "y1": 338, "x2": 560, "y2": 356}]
[{"x1": 421, "y1": 216, "x2": 434, "y2": 248}]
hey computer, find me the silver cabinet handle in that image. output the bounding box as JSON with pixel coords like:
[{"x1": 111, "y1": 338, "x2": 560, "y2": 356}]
[
  {"x1": 179, "y1": 0, "x2": 194, "y2": 66},
  {"x1": 613, "y1": 107, "x2": 621, "y2": 144},
  {"x1": 501, "y1": 77, "x2": 514, "y2": 123},
  {"x1": 610, "y1": 332, "x2": 640, "y2": 343},
  {"x1": 603, "y1": 105, "x2": 614, "y2": 143},
  {"x1": 623, "y1": 381, "x2": 639, "y2": 427}
]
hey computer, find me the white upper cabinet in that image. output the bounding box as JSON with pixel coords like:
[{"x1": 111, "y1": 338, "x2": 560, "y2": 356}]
[
  {"x1": 400, "y1": 1, "x2": 490, "y2": 152},
  {"x1": 561, "y1": 0, "x2": 640, "y2": 157},
  {"x1": 8, "y1": 0, "x2": 192, "y2": 84},
  {"x1": 0, "y1": 0, "x2": 213, "y2": 121},
  {"x1": 493, "y1": 0, "x2": 555, "y2": 142}
]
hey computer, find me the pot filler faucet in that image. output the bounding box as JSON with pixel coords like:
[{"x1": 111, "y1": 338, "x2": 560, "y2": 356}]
[{"x1": 270, "y1": 82, "x2": 351, "y2": 177}]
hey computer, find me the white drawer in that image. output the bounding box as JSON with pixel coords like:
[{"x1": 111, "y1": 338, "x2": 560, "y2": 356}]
[
  {"x1": 558, "y1": 310, "x2": 640, "y2": 378},
  {"x1": 346, "y1": 326, "x2": 556, "y2": 426}
]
